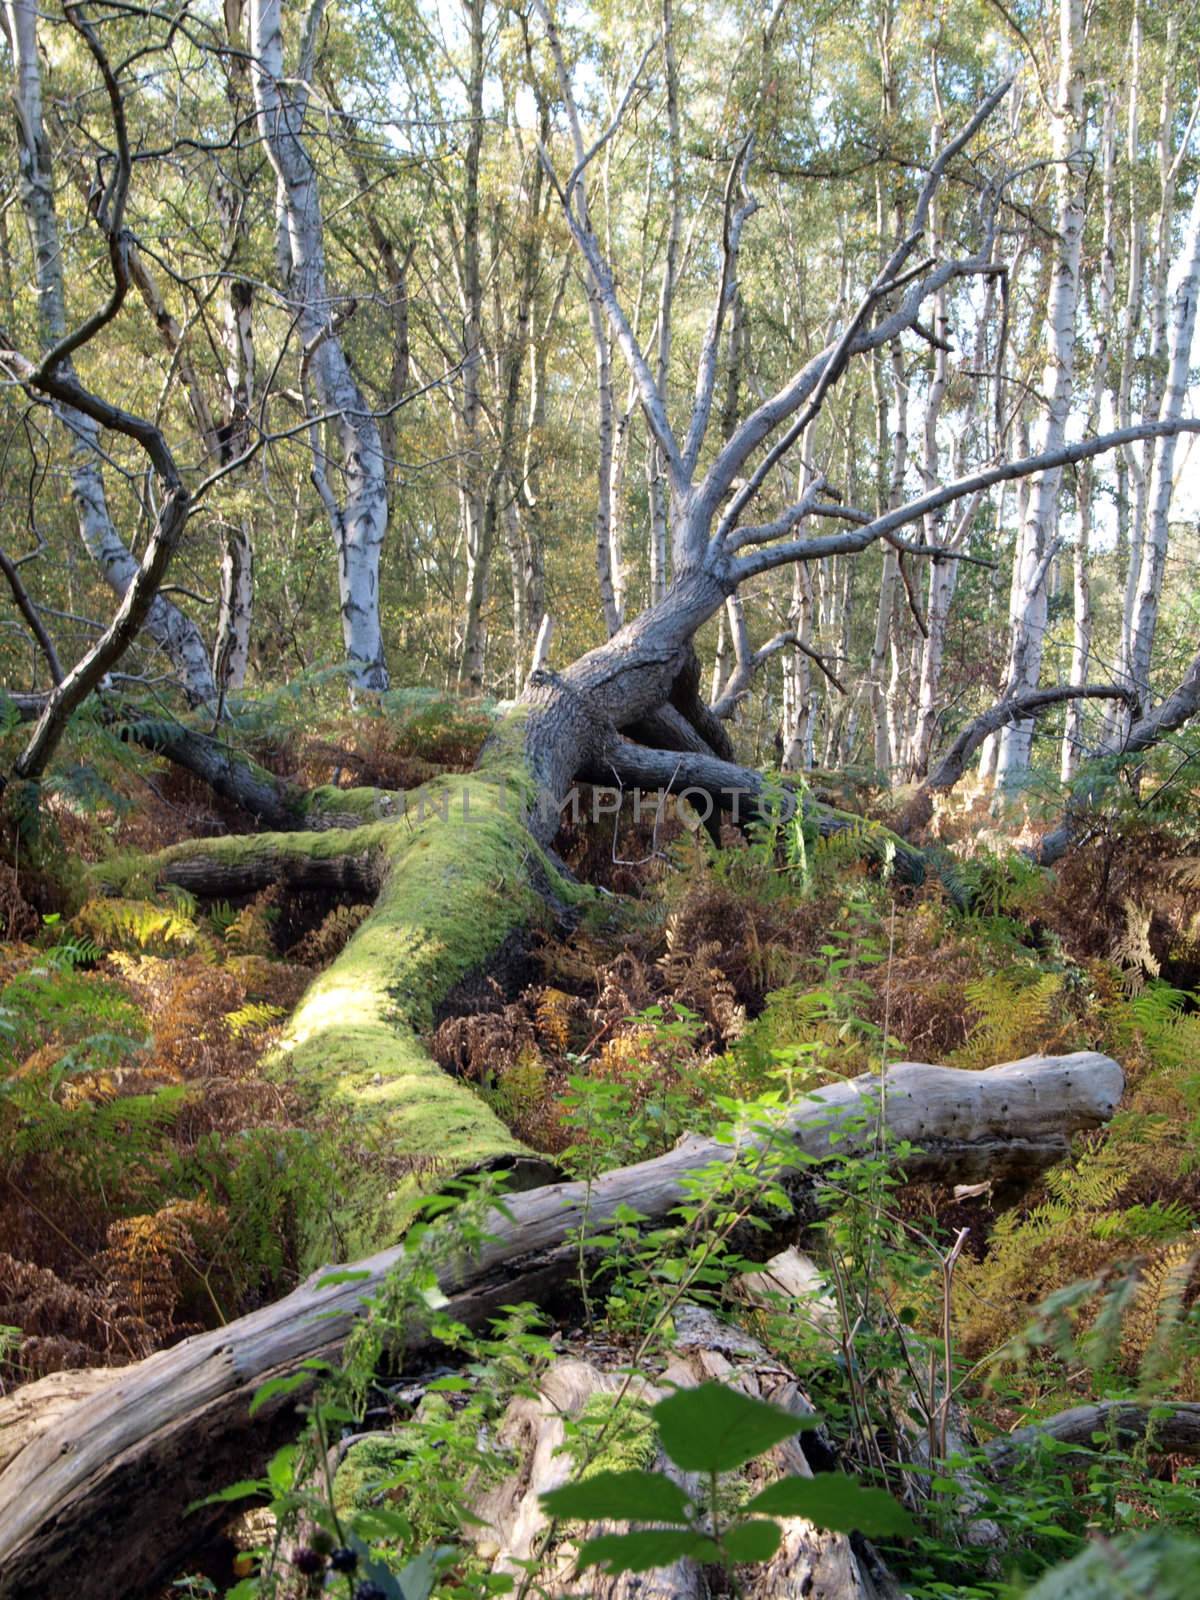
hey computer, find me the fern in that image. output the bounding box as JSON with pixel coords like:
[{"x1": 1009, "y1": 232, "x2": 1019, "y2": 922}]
[
  {"x1": 1132, "y1": 1240, "x2": 1200, "y2": 1387},
  {"x1": 953, "y1": 970, "x2": 1067, "y2": 1068},
  {"x1": 44, "y1": 762, "x2": 131, "y2": 818},
  {"x1": 207, "y1": 901, "x2": 238, "y2": 939},
  {"x1": 46, "y1": 934, "x2": 104, "y2": 969},
  {"x1": 225, "y1": 1001, "x2": 285, "y2": 1038},
  {"x1": 1114, "y1": 899, "x2": 1161, "y2": 991},
  {"x1": 0, "y1": 964, "x2": 146, "y2": 1069},
  {"x1": 224, "y1": 894, "x2": 278, "y2": 957},
  {"x1": 74, "y1": 897, "x2": 198, "y2": 956}
]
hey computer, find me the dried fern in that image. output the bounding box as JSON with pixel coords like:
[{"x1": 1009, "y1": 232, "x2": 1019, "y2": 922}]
[{"x1": 1114, "y1": 899, "x2": 1161, "y2": 992}]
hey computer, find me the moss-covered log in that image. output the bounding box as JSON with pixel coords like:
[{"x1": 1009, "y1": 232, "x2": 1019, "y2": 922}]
[
  {"x1": 100, "y1": 761, "x2": 572, "y2": 1255},
  {"x1": 0, "y1": 1052, "x2": 1123, "y2": 1600}
]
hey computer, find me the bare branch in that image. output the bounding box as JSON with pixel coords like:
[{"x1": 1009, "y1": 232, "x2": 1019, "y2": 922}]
[
  {"x1": 731, "y1": 418, "x2": 1200, "y2": 582},
  {"x1": 681, "y1": 136, "x2": 758, "y2": 480},
  {"x1": 531, "y1": 0, "x2": 686, "y2": 489},
  {"x1": 698, "y1": 79, "x2": 1012, "y2": 530},
  {"x1": 927, "y1": 684, "x2": 1134, "y2": 792},
  {"x1": 0, "y1": 544, "x2": 62, "y2": 684}
]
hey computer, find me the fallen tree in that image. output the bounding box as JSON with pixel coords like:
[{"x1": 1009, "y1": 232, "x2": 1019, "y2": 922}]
[
  {"x1": 0, "y1": 1050, "x2": 1122, "y2": 1598},
  {"x1": 5, "y1": 58, "x2": 1196, "y2": 1221},
  {"x1": 466, "y1": 1304, "x2": 906, "y2": 1600},
  {"x1": 4, "y1": 36, "x2": 1200, "y2": 1600}
]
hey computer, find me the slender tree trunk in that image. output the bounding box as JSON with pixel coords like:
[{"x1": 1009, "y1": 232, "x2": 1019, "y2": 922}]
[
  {"x1": 996, "y1": 0, "x2": 1085, "y2": 783},
  {"x1": 454, "y1": 0, "x2": 490, "y2": 690},
  {"x1": 868, "y1": 342, "x2": 907, "y2": 777},
  {"x1": 3, "y1": 0, "x2": 217, "y2": 707},
  {"x1": 1061, "y1": 91, "x2": 1117, "y2": 780},
  {"x1": 647, "y1": 0, "x2": 683, "y2": 606},
  {"x1": 780, "y1": 564, "x2": 814, "y2": 770},
  {"x1": 250, "y1": 0, "x2": 389, "y2": 694},
  {"x1": 1125, "y1": 175, "x2": 1200, "y2": 711}
]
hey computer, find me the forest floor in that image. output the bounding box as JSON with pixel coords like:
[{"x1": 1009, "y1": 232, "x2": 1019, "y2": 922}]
[{"x1": 2, "y1": 694, "x2": 1199, "y2": 1596}]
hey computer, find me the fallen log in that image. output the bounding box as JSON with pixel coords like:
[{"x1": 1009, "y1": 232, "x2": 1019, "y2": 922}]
[
  {"x1": 0, "y1": 1051, "x2": 1122, "y2": 1599},
  {"x1": 466, "y1": 1304, "x2": 903, "y2": 1600},
  {"x1": 985, "y1": 1401, "x2": 1200, "y2": 1474},
  {"x1": 97, "y1": 766, "x2": 571, "y2": 1258}
]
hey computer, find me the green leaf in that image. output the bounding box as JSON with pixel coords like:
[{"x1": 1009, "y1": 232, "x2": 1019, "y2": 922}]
[
  {"x1": 248, "y1": 1370, "x2": 314, "y2": 1416},
  {"x1": 1021, "y1": 1532, "x2": 1200, "y2": 1599},
  {"x1": 540, "y1": 1469, "x2": 691, "y2": 1524},
  {"x1": 653, "y1": 1383, "x2": 812, "y2": 1473},
  {"x1": 353, "y1": 1506, "x2": 413, "y2": 1541},
  {"x1": 266, "y1": 1444, "x2": 297, "y2": 1494},
  {"x1": 187, "y1": 1478, "x2": 264, "y2": 1509},
  {"x1": 577, "y1": 1529, "x2": 718, "y2": 1573},
  {"x1": 396, "y1": 1545, "x2": 447, "y2": 1600},
  {"x1": 723, "y1": 1519, "x2": 783, "y2": 1563},
  {"x1": 742, "y1": 1474, "x2": 914, "y2": 1536}
]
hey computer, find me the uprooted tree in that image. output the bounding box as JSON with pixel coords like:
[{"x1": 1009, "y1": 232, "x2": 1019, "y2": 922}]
[
  {"x1": 8, "y1": 37, "x2": 1198, "y2": 1186},
  {"x1": 4, "y1": 9, "x2": 1200, "y2": 1598},
  {"x1": 7, "y1": 29, "x2": 1200, "y2": 1163}
]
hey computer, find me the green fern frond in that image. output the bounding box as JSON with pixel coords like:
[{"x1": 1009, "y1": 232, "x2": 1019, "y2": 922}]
[{"x1": 225, "y1": 1002, "x2": 286, "y2": 1038}]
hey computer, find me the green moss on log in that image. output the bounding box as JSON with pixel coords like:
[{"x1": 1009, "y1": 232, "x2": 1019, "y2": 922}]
[{"x1": 95, "y1": 759, "x2": 582, "y2": 1259}]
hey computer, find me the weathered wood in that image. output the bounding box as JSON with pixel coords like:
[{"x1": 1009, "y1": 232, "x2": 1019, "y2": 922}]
[
  {"x1": 471, "y1": 1305, "x2": 890, "y2": 1600},
  {"x1": 0, "y1": 1051, "x2": 1121, "y2": 1599},
  {"x1": 664, "y1": 1306, "x2": 883, "y2": 1600},
  {"x1": 0, "y1": 1368, "x2": 121, "y2": 1474},
  {"x1": 471, "y1": 1359, "x2": 670, "y2": 1594},
  {"x1": 985, "y1": 1401, "x2": 1200, "y2": 1474}
]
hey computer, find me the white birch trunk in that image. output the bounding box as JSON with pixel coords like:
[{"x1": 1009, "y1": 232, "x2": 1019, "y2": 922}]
[
  {"x1": 1125, "y1": 162, "x2": 1200, "y2": 710},
  {"x1": 454, "y1": 0, "x2": 488, "y2": 692},
  {"x1": 214, "y1": 518, "x2": 254, "y2": 694},
  {"x1": 647, "y1": 0, "x2": 682, "y2": 606},
  {"x1": 780, "y1": 564, "x2": 814, "y2": 771},
  {"x1": 868, "y1": 343, "x2": 908, "y2": 778},
  {"x1": 996, "y1": 0, "x2": 1085, "y2": 784},
  {"x1": 249, "y1": 0, "x2": 388, "y2": 694},
  {"x1": 4, "y1": 0, "x2": 217, "y2": 708},
  {"x1": 1061, "y1": 92, "x2": 1117, "y2": 781},
  {"x1": 910, "y1": 133, "x2": 953, "y2": 779},
  {"x1": 211, "y1": 0, "x2": 257, "y2": 693}
]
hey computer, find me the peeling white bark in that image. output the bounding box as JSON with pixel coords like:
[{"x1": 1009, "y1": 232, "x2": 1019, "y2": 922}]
[
  {"x1": 4, "y1": 0, "x2": 216, "y2": 708},
  {"x1": 996, "y1": 0, "x2": 1085, "y2": 784},
  {"x1": 249, "y1": 0, "x2": 388, "y2": 693}
]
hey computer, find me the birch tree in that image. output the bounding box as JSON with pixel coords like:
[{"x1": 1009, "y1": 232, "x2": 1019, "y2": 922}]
[
  {"x1": 995, "y1": 0, "x2": 1085, "y2": 784},
  {"x1": 250, "y1": 0, "x2": 390, "y2": 694},
  {"x1": 2, "y1": 0, "x2": 217, "y2": 707}
]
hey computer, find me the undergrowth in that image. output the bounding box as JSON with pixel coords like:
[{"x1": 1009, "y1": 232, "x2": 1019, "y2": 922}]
[{"x1": 4, "y1": 707, "x2": 1200, "y2": 1596}]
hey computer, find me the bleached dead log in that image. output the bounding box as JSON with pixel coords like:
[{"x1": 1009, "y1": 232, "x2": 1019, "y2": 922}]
[
  {"x1": 0, "y1": 1368, "x2": 121, "y2": 1475},
  {"x1": 0, "y1": 1051, "x2": 1121, "y2": 1599},
  {"x1": 471, "y1": 1306, "x2": 897, "y2": 1600},
  {"x1": 985, "y1": 1401, "x2": 1200, "y2": 1474},
  {"x1": 733, "y1": 1245, "x2": 841, "y2": 1349}
]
